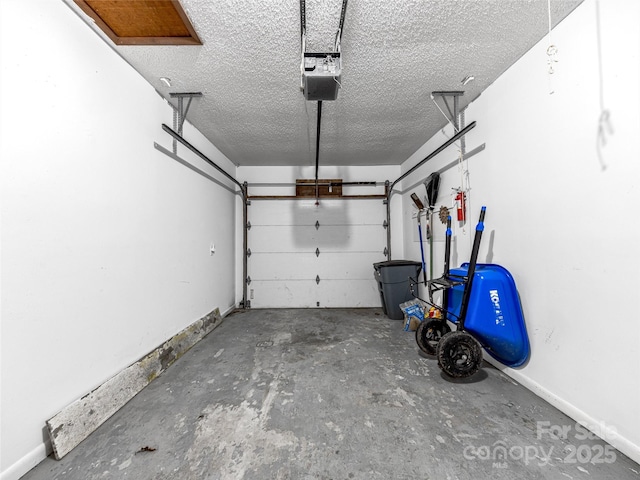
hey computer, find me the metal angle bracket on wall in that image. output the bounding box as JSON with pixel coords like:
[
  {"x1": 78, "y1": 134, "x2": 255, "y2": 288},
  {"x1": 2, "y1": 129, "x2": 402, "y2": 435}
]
[
  {"x1": 316, "y1": 248, "x2": 320, "y2": 257},
  {"x1": 247, "y1": 248, "x2": 252, "y2": 257},
  {"x1": 431, "y1": 91, "x2": 464, "y2": 132},
  {"x1": 315, "y1": 220, "x2": 320, "y2": 230},
  {"x1": 247, "y1": 221, "x2": 252, "y2": 230},
  {"x1": 383, "y1": 247, "x2": 388, "y2": 256},
  {"x1": 169, "y1": 92, "x2": 203, "y2": 135},
  {"x1": 383, "y1": 220, "x2": 388, "y2": 229},
  {"x1": 246, "y1": 276, "x2": 251, "y2": 285},
  {"x1": 316, "y1": 275, "x2": 321, "y2": 284}
]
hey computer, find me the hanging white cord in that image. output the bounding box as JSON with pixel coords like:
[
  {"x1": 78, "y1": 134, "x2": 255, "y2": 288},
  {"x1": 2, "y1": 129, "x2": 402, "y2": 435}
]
[
  {"x1": 459, "y1": 151, "x2": 466, "y2": 238},
  {"x1": 453, "y1": 109, "x2": 470, "y2": 243},
  {"x1": 460, "y1": 108, "x2": 471, "y2": 226},
  {"x1": 458, "y1": 149, "x2": 474, "y2": 248},
  {"x1": 595, "y1": 0, "x2": 611, "y2": 170},
  {"x1": 431, "y1": 95, "x2": 462, "y2": 157},
  {"x1": 455, "y1": 148, "x2": 473, "y2": 243}
]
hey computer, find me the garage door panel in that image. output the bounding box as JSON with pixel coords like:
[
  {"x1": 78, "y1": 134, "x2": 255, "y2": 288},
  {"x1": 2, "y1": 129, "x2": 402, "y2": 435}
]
[
  {"x1": 318, "y1": 279, "x2": 381, "y2": 308},
  {"x1": 249, "y1": 279, "x2": 382, "y2": 309},
  {"x1": 250, "y1": 225, "x2": 386, "y2": 252},
  {"x1": 313, "y1": 226, "x2": 384, "y2": 248},
  {"x1": 249, "y1": 281, "x2": 318, "y2": 308},
  {"x1": 316, "y1": 253, "x2": 387, "y2": 279},
  {"x1": 249, "y1": 199, "x2": 385, "y2": 227},
  {"x1": 251, "y1": 252, "x2": 386, "y2": 280},
  {"x1": 248, "y1": 200, "x2": 313, "y2": 226},
  {"x1": 250, "y1": 254, "x2": 319, "y2": 280},
  {"x1": 309, "y1": 200, "x2": 385, "y2": 226},
  {"x1": 249, "y1": 226, "x2": 315, "y2": 253},
  {"x1": 248, "y1": 200, "x2": 321, "y2": 226}
]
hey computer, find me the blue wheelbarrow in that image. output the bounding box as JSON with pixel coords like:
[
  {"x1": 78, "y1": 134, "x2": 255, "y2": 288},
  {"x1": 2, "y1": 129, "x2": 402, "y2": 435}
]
[{"x1": 412, "y1": 206, "x2": 530, "y2": 378}]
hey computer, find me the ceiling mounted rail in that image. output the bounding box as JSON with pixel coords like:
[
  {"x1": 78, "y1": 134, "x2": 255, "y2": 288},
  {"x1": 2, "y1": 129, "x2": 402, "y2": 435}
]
[
  {"x1": 314, "y1": 100, "x2": 322, "y2": 203},
  {"x1": 246, "y1": 181, "x2": 380, "y2": 187},
  {"x1": 388, "y1": 121, "x2": 476, "y2": 194},
  {"x1": 300, "y1": 0, "x2": 348, "y2": 56},
  {"x1": 160, "y1": 123, "x2": 249, "y2": 310},
  {"x1": 300, "y1": 0, "x2": 348, "y2": 202},
  {"x1": 334, "y1": 0, "x2": 348, "y2": 52},
  {"x1": 384, "y1": 121, "x2": 477, "y2": 260},
  {"x1": 300, "y1": 0, "x2": 348, "y2": 101},
  {"x1": 153, "y1": 142, "x2": 237, "y2": 194},
  {"x1": 246, "y1": 194, "x2": 387, "y2": 201},
  {"x1": 161, "y1": 124, "x2": 244, "y2": 194}
]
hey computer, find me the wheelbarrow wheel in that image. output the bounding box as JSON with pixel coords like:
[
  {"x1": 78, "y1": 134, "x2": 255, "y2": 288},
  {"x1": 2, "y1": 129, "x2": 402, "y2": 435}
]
[
  {"x1": 437, "y1": 331, "x2": 483, "y2": 378},
  {"x1": 416, "y1": 320, "x2": 451, "y2": 355}
]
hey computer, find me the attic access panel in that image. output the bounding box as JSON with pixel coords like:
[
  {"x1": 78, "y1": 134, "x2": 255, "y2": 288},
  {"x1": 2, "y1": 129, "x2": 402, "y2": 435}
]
[{"x1": 73, "y1": 0, "x2": 201, "y2": 45}]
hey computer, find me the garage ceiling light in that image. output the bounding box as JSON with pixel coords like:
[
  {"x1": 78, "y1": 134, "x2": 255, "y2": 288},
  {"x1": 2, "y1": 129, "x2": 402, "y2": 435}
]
[{"x1": 461, "y1": 75, "x2": 475, "y2": 86}]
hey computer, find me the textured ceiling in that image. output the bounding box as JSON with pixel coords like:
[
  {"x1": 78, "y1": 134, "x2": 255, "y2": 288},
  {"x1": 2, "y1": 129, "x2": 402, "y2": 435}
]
[{"x1": 64, "y1": 0, "x2": 582, "y2": 167}]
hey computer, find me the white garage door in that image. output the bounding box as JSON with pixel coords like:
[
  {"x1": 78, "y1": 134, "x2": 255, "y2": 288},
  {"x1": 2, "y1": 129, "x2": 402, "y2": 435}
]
[{"x1": 247, "y1": 198, "x2": 387, "y2": 308}]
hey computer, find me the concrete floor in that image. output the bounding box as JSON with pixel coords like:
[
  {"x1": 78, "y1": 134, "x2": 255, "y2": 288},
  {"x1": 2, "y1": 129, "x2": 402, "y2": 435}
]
[{"x1": 24, "y1": 308, "x2": 640, "y2": 480}]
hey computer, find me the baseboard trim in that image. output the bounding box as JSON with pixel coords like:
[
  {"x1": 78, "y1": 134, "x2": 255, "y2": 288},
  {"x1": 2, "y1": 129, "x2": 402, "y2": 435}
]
[
  {"x1": 45, "y1": 307, "x2": 223, "y2": 460},
  {"x1": 0, "y1": 442, "x2": 49, "y2": 480},
  {"x1": 484, "y1": 357, "x2": 640, "y2": 465},
  {"x1": 222, "y1": 304, "x2": 239, "y2": 317}
]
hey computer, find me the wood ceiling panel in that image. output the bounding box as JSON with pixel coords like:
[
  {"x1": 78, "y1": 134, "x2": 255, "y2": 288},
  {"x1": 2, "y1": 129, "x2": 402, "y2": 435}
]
[{"x1": 73, "y1": 0, "x2": 201, "y2": 45}]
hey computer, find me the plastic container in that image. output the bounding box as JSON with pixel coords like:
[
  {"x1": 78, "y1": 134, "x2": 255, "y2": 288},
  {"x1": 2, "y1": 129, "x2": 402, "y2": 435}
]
[{"x1": 373, "y1": 260, "x2": 422, "y2": 320}]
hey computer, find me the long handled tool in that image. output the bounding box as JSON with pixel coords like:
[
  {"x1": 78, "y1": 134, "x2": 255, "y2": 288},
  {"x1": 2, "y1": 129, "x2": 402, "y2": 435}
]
[
  {"x1": 410, "y1": 193, "x2": 428, "y2": 285},
  {"x1": 424, "y1": 173, "x2": 441, "y2": 283}
]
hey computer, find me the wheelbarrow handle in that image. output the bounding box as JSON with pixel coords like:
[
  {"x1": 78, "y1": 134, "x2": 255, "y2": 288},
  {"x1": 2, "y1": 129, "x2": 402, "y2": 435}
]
[
  {"x1": 476, "y1": 206, "x2": 486, "y2": 231},
  {"x1": 443, "y1": 215, "x2": 452, "y2": 277},
  {"x1": 458, "y1": 206, "x2": 487, "y2": 330}
]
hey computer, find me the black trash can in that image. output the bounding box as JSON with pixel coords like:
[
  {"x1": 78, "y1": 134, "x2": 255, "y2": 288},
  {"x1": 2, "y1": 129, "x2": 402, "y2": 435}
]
[{"x1": 373, "y1": 260, "x2": 422, "y2": 320}]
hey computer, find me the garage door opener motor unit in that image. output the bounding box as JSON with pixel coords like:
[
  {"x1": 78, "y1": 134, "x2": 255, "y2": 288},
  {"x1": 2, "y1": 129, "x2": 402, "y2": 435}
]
[
  {"x1": 303, "y1": 53, "x2": 341, "y2": 101},
  {"x1": 300, "y1": 0, "x2": 348, "y2": 101}
]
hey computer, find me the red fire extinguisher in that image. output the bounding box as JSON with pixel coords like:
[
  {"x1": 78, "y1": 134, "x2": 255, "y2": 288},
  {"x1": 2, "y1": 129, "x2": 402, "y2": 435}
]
[{"x1": 455, "y1": 190, "x2": 466, "y2": 222}]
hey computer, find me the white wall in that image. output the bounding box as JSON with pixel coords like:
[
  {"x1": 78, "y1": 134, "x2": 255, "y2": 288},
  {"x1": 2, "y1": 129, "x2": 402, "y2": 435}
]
[
  {"x1": 0, "y1": 1, "x2": 239, "y2": 478},
  {"x1": 400, "y1": 0, "x2": 640, "y2": 464}
]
